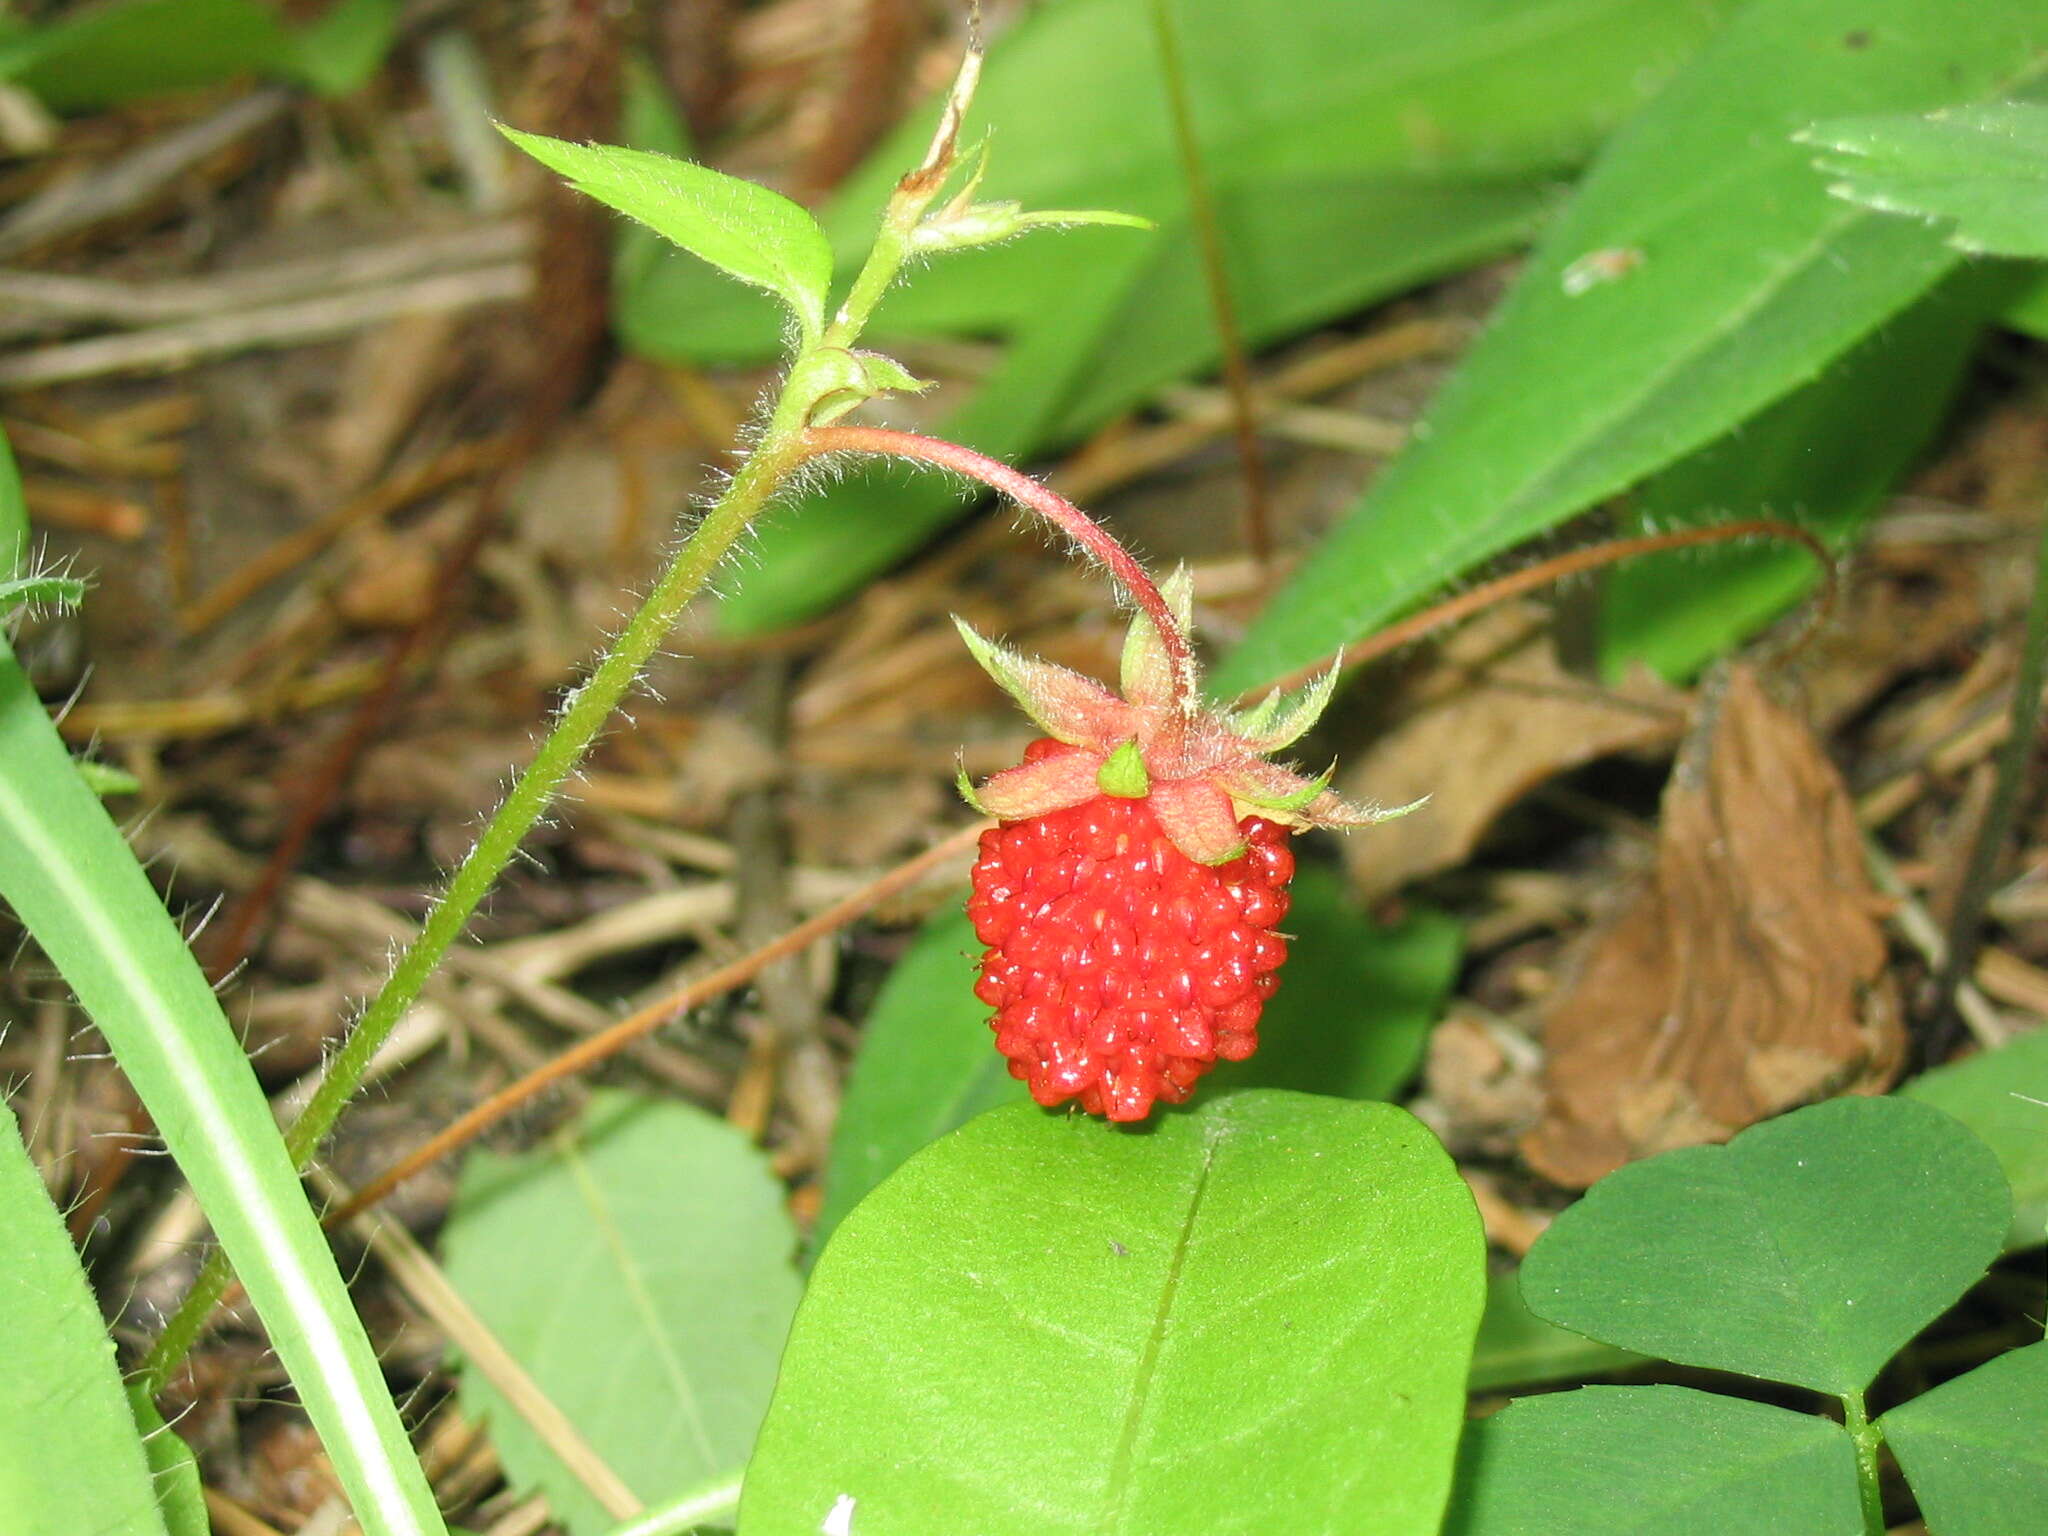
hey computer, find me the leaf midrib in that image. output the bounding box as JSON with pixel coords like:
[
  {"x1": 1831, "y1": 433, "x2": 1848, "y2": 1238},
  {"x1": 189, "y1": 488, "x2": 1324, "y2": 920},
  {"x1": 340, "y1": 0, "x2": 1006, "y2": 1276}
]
[
  {"x1": 557, "y1": 1128, "x2": 718, "y2": 1474},
  {"x1": 1100, "y1": 1119, "x2": 1223, "y2": 1531}
]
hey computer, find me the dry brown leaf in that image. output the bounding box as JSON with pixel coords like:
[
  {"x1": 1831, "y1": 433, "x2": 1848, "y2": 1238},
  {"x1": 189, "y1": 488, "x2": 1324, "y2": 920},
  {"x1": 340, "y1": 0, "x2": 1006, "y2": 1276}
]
[
  {"x1": 1336, "y1": 606, "x2": 1687, "y2": 902},
  {"x1": 1521, "y1": 664, "x2": 1905, "y2": 1187},
  {"x1": 1413, "y1": 1009, "x2": 1546, "y2": 1159}
]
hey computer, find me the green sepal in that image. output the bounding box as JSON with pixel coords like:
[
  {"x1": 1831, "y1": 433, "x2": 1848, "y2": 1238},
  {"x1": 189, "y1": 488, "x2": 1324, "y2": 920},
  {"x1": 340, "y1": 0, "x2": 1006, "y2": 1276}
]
[
  {"x1": 1237, "y1": 765, "x2": 1334, "y2": 816},
  {"x1": 954, "y1": 761, "x2": 989, "y2": 815},
  {"x1": 1230, "y1": 665, "x2": 1341, "y2": 752},
  {"x1": 1095, "y1": 741, "x2": 1150, "y2": 799},
  {"x1": 954, "y1": 616, "x2": 1042, "y2": 719},
  {"x1": 796, "y1": 347, "x2": 933, "y2": 428},
  {"x1": 911, "y1": 138, "x2": 1151, "y2": 255},
  {"x1": 912, "y1": 201, "x2": 1154, "y2": 255},
  {"x1": 1120, "y1": 565, "x2": 1196, "y2": 706}
]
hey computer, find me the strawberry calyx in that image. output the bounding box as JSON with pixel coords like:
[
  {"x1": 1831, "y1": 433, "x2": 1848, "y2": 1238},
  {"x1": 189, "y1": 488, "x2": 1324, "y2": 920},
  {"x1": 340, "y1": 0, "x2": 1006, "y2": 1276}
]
[{"x1": 955, "y1": 566, "x2": 1412, "y2": 865}]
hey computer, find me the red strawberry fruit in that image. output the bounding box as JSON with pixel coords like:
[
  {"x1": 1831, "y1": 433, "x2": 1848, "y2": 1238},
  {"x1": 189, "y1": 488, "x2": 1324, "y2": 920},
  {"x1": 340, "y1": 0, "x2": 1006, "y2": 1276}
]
[{"x1": 957, "y1": 570, "x2": 1405, "y2": 1121}]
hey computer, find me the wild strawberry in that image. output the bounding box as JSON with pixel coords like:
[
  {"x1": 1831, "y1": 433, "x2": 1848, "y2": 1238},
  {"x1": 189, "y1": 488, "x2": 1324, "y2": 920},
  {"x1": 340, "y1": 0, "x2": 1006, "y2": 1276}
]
[{"x1": 957, "y1": 569, "x2": 1406, "y2": 1121}]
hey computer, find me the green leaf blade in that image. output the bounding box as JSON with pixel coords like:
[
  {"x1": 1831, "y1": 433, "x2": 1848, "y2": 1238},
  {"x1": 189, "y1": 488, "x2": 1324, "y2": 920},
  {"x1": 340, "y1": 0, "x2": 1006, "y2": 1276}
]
[
  {"x1": 441, "y1": 1092, "x2": 802, "y2": 1534},
  {"x1": 0, "y1": 541, "x2": 444, "y2": 1528},
  {"x1": 1467, "y1": 1270, "x2": 1645, "y2": 1394},
  {"x1": 1518, "y1": 1097, "x2": 2012, "y2": 1396},
  {"x1": 1218, "y1": 0, "x2": 2048, "y2": 695},
  {"x1": 1881, "y1": 1342, "x2": 2048, "y2": 1534},
  {"x1": 1445, "y1": 1386, "x2": 1864, "y2": 1535},
  {"x1": 0, "y1": 1106, "x2": 168, "y2": 1536},
  {"x1": 701, "y1": 0, "x2": 1736, "y2": 634},
  {"x1": 814, "y1": 908, "x2": 1025, "y2": 1252},
  {"x1": 815, "y1": 881, "x2": 1461, "y2": 1253},
  {"x1": 1903, "y1": 1028, "x2": 2048, "y2": 1250},
  {"x1": 1598, "y1": 270, "x2": 1992, "y2": 681},
  {"x1": 746, "y1": 1091, "x2": 1485, "y2": 1535},
  {"x1": 500, "y1": 128, "x2": 832, "y2": 345},
  {"x1": 1804, "y1": 101, "x2": 2048, "y2": 257}
]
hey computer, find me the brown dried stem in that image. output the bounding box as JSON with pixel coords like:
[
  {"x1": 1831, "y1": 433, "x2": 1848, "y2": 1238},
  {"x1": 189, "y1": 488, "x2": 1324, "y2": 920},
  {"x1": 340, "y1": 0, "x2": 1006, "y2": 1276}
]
[{"x1": 1253, "y1": 519, "x2": 1836, "y2": 697}]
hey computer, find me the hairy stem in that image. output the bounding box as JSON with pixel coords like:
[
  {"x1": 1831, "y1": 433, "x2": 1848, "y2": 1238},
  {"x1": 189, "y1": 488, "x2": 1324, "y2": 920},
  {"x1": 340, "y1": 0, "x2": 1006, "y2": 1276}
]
[
  {"x1": 139, "y1": 392, "x2": 814, "y2": 1393},
  {"x1": 140, "y1": 34, "x2": 997, "y2": 1394},
  {"x1": 801, "y1": 423, "x2": 1201, "y2": 714},
  {"x1": 321, "y1": 823, "x2": 983, "y2": 1232}
]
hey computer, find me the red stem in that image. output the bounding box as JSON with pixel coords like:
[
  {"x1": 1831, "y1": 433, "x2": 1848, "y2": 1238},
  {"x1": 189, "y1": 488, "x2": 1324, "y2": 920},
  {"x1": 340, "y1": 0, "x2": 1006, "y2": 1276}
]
[{"x1": 800, "y1": 423, "x2": 1200, "y2": 712}]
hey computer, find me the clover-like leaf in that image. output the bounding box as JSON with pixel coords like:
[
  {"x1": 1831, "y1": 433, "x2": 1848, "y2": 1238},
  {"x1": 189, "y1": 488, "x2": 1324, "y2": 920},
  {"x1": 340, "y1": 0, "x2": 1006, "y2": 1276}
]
[
  {"x1": 1519, "y1": 1096, "x2": 2010, "y2": 1395},
  {"x1": 1881, "y1": 1342, "x2": 2048, "y2": 1535},
  {"x1": 1445, "y1": 1386, "x2": 1862, "y2": 1535},
  {"x1": 1903, "y1": 1025, "x2": 2048, "y2": 1250}
]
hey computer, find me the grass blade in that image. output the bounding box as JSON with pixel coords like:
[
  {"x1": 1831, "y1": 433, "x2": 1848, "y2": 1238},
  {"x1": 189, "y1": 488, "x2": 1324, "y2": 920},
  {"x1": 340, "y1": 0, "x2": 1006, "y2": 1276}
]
[
  {"x1": 1218, "y1": 0, "x2": 2048, "y2": 694},
  {"x1": 0, "y1": 627, "x2": 445, "y2": 1535}
]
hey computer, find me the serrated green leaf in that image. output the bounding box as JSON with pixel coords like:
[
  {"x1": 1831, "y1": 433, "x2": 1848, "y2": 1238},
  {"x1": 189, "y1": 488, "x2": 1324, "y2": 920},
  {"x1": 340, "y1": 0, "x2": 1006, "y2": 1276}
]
[
  {"x1": 1881, "y1": 1342, "x2": 2048, "y2": 1534},
  {"x1": 1218, "y1": 0, "x2": 2048, "y2": 696},
  {"x1": 1519, "y1": 1096, "x2": 2012, "y2": 1396},
  {"x1": 1444, "y1": 1386, "x2": 1863, "y2": 1535},
  {"x1": 689, "y1": 0, "x2": 1733, "y2": 634},
  {"x1": 0, "y1": 1103, "x2": 167, "y2": 1536},
  {"x1": 1598, "y1": 267, "x2": 1995, "y2": 682},
  {"x1": 1803, "y1": 101, "x2": 2048, "y2": 257},
  {"x1": 441, "y1": 1092, "x2": 802, "y2": 1536},
  {"x1": 1904, "y1": 1028, "x2": 2048, "y2": 1250},
  {"x1": 814, "y1": 879, "x2": 1462, "y2": 1252},
  {"x1": 748, "y1": 1091, "x2": 1484, "y2": 1535},
  {"x1": 500, "y1": 128, "x2": 832, "y2": 345}
]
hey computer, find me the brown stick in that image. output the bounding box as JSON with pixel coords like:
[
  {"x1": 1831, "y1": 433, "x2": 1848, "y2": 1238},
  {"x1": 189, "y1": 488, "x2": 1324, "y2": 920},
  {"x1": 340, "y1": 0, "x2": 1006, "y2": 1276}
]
[{"x1": 177, "y1": 436, "x2": 513, "y2": 637}]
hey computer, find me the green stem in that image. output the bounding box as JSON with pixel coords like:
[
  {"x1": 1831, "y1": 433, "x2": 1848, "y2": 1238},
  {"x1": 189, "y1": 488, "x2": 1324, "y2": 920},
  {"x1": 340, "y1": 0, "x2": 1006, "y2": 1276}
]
[
  {"x1": 139, "y1": 32, "x2": 993, "y2": 1396},
  {"x1": 140, "y1": 389, "x2": 815, "y2": 1393},
  {"x1": 0, "y1": 637, "x2": 446, "y2": 1536},
  {"x1": 603, "y1": 1468, "x2": 743, "y2": 1536},
  {"x1": 823, "y1": 45, "x2": 981, "y2": 348},
  {"x1": 1842, "y1": 1390, "x2": 1886, "y2": 1536}
]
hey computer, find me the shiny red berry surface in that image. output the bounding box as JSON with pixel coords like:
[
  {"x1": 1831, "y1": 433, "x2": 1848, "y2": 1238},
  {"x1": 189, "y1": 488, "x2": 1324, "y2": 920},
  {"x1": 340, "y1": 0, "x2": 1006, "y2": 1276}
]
[{"x1": 966, "y1": 741, "x2": 1295, "y2": 1121}]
